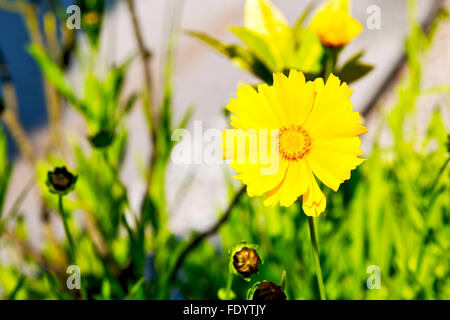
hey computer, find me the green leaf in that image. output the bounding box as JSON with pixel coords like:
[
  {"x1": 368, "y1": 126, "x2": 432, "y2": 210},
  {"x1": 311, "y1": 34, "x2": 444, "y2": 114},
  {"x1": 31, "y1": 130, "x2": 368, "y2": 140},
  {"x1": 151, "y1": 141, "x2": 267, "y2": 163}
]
[
  {"x1": 186, "y1": 30, "x2": 243, "y2": 59},
  {"x1": 246, "y1": 281, "x2": 261, "y2": 300},
  {"x1": 280, "y1": 270, "x2": 287, "y2": 291},
  {"x1": 7, "y1": 275, "x2": 25, "y2": 300},
  {"x1": 120, "y1": 92, "x2": 139, "y2": 118},
  {"x1": 293, "y1": 1, "x2": 316, "y2": 32},
  {"x1": 187, "y1": 30, "x2": 273, "y2": 83},
  {"x1": 425, "y1": 109, "x2": 448, "y2": 147},
  {"x1": 27, "y1": 44, "x2": 88, "y2": 115},
  {"x1": 339, "y1": 63, "x2": 373, "y2": 84},
  {"x1": 186, "y1": 30, "x2": 253, "y2": 71},
  {"x1": 229, "y1": 26, "x2": 277, "y2": 71},
  {"x1": 421, "y1": 84, "x2": 450, "y2": 96},
  {"x1": 124, "y1": 277, "x2": 146, "y2": 300},
  {"x1": 337, "y1": 51, "x2": 373, "y2": 84},
  {"x1": 176, "y1": 106, "x2": 194, "y2": 131},
  {"x1": 290, "y1": 28, "x2": 323, "y2": 73}
]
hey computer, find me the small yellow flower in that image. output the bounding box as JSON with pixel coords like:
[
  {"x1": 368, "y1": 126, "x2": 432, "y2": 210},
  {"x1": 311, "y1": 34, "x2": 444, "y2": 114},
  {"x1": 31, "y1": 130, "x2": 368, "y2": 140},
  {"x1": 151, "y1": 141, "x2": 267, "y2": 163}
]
[
  {"x1": 310, "y1": 5, "x2": 362, "y2": 47},
  {"x1": 83, "y1": 11, "x2": 100, "y2": 25},
  {"x1": 244, "y1": 0, "x2": 289, "y2": 35},
  {"x1": 222, "y1": 70, "x2": 368, "y2": 216}
]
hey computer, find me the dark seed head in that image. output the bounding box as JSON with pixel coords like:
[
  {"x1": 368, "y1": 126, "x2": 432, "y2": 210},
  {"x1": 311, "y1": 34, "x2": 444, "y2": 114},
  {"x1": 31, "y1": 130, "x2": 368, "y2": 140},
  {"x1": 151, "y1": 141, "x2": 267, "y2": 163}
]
[
  {"x1": 46, "y1": 166, "x2": 77, "y2": 195},
  {"x1": 252, "y1": 281, "x2": 287, "y2": 301},
  {"x1": 232, "y1": 247, "x2": 261, "y2": 278}
]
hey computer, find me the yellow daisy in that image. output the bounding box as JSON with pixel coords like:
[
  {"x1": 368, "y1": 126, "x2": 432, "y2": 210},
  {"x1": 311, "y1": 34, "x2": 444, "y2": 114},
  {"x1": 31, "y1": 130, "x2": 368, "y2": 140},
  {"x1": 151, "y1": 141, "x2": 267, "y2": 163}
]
[
  {"x1": 222, "y1": 70, "x2": 368, "y2": 216},
  {"x1": 310, "y1": 6, "x2": 362, "y2": 47}
]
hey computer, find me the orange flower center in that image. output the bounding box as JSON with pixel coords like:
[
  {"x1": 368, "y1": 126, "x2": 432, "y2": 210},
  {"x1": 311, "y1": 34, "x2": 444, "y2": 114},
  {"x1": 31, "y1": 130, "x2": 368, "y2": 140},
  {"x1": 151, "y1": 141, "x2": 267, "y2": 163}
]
[{"x1": 278, "y1": 125, "x2": 312, "y2": 161}]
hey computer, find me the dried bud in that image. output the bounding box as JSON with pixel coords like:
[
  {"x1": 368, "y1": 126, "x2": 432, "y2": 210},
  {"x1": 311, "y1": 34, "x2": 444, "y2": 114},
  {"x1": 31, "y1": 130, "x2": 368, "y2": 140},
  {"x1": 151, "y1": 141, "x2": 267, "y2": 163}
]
[
  {"x1": 88, "y1": 129, "x2": 115, "y2": 149},
  {"x1": 46, "y1": 166, "x2": 77, "y2": 196},
  {"x1": 251, "y1": 281, "x2": 287, "y2": 301},
  {"x1": 233, "y1": 247, "x2": 261, "y2": 278},
  {"x1": 229, "y1": 242, "x2": 262, "y2": 280}
]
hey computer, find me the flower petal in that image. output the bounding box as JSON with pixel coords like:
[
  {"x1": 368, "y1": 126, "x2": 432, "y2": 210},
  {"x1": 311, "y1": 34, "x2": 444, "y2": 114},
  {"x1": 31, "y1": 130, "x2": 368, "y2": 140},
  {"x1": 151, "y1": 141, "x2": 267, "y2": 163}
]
[
  {"x1": 302, "y1": 169, "x2": 326, "y2": 217},
  {"x1": 272, "y1": 70, "x2": 316, "y2": 127},
  {"x1": 235, "y1": 156, "x2": 289, "y2": 197},
  {"x1": 304, "y1": 74, "x2": 368, "y2": 139},
  {"x1": 306, "y1": 148, "x2": 365, "y2": 191},
  {"x1": 227, "y1": 85, "x2": 282, "y2": 130},
  {"x1": 263, "y1": 160, "x2": 310, "y2": 207}
]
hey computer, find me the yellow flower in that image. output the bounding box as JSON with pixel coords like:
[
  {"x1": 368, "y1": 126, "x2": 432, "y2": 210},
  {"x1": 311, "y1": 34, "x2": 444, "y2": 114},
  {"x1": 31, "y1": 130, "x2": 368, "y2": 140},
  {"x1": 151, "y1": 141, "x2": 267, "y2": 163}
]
[
  {"x1": 222, "y1": 70, "x2": 368, "y2": 216},
  {"x1": 310, "y1": 5, "x2": 362, "y2": 47},
  {"x1": 243, "y1": 0, "x2": 289, "y2": 35}
]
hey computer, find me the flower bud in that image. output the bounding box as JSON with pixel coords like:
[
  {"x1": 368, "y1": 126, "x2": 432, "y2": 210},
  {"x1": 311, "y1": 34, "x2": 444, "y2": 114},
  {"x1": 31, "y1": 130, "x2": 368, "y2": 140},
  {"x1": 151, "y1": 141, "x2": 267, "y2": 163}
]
[
  {"x1": 310, "y1": 2, "x2": 362, "y2": 48},
  {"x1": 229, "y1": 242, "x2": 262, "y2": 280},
  {"x1": 83, "y1": 11, "x2": 100, "y2": 26},
  {"x1": 251, "y1": 281, "x2": 287, "y2": 301},
  {"x1": 233, "y1": 247, "x2": 261, "y2": 278},
  {"x1": 46, "y1": 166, "x2": 77, "y2": 196}
]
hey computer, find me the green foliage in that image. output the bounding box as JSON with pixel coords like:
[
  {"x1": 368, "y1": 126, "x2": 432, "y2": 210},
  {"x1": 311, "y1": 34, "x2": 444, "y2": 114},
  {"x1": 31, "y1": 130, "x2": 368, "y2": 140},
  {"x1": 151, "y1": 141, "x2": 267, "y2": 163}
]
[
  {"x1": 28, "y1": 43, "x2": 136, "y2": 148},
  {"x1": 78, "y1": 0, "x2": 105, "y2": 48},
  {"x1": 335, "y1": 51, "x2": 374, "y2": 84},
  {"x1": 188, "y1": 1, "x2": 372, "y2": 84}
]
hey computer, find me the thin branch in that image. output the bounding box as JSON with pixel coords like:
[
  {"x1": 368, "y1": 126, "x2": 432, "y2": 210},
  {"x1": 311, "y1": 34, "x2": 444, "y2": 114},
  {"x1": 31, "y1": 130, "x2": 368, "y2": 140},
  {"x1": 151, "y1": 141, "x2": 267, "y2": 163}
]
[
  {"x1": 168, "y1": 186, "x2": 246, "y2": 282},
  {"x1": 24, "y1": 3, "x2": 63, "y2": 154},
  {"x1": 2, "y1": 229, "x2": 66, "y2": 279},
  {"x1": 125, "y1": 0, "x2": 158, "y2": 209},
  {"x1": 0, "y1": 176, "x2": 35, "y2": 227},
  {"x1": 125, "y1": 0, "x2": 155, "y2": 132},
  {"x1": 0, "y1": 47, "x2": 60, "y2": 250}
]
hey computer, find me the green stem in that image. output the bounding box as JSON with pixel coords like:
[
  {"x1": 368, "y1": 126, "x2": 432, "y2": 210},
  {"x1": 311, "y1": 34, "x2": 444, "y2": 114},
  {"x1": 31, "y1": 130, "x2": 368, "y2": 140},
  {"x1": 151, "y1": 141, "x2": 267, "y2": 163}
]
[
  {"x1": 324, "y1": 48, "x2": 338, "y2": 80},
  {"x1": 58, "y1": 196, "x2": 88, "y2": 299},
  {"x1": 426, "y1": 157, "x2": 449, "y2": 196},
  {"x1": 58, "y1": 195, "x2": 76, "y2": 265},
  {"x1": 307, "y1": 216, "x2": 326, "y2": 300},
  {"x1": 225, "y1": 272, "x2": 233, "y2": 300}
]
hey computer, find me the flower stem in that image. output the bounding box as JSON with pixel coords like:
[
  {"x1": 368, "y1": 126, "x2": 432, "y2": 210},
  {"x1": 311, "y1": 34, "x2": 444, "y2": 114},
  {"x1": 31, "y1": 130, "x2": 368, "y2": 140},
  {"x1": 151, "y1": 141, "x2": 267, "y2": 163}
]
[
  {"x1": 58, "y1": 195, "x2": 76, "y2": 265},
  {"x1": 323, "y1": 47, "x2": 338, "y2": 81},
  {"x1": 225, "y1": 271, "x2": 233, "y2": 300},
  {"x1": 307, "y1": 216, "x2": 326, "y2": 300}
]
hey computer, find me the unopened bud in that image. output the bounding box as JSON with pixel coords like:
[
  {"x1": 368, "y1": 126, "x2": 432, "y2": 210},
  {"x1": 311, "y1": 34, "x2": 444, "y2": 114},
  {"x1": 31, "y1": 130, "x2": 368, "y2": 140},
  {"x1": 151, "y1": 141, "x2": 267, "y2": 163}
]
[{"x1": 252, "y1": 281, "x2": 287, "y2": 301}]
